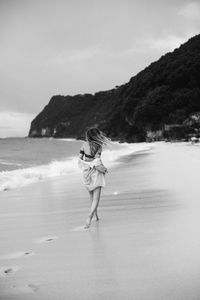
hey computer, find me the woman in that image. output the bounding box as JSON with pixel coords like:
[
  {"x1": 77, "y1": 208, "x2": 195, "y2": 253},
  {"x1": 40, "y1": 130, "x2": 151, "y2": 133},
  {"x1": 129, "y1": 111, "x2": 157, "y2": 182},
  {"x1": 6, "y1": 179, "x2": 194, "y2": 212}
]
[{"x1": 78, "y1": 127, "x2": 109, "y2": 228}]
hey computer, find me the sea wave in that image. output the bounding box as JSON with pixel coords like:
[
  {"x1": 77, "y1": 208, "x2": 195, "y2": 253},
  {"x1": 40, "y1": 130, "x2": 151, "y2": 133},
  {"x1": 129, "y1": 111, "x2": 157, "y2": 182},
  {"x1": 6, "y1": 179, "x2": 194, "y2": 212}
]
[
  {"x1": 102, "y1": 142, "x2": 152, "y2": 166},
  {"x1": 0, "y1": 157, "x2": 78, "y2": 192},
  {"x1": 57, "y1": 138, "x2": 78, "y2": 142},
  {"x1": 0, "y1": 160, "x2": 22, "y2": 167},
  {"x1": 0, "y1": 143, "x2": 152, "y2": 192}
]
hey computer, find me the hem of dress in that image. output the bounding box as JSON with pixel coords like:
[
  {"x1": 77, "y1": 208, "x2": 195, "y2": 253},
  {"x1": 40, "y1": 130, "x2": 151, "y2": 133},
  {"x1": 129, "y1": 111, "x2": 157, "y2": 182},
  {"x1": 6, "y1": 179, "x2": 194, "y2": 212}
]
[{"x1": 86, "y1": 185, "x2": 105, "y2": 192}]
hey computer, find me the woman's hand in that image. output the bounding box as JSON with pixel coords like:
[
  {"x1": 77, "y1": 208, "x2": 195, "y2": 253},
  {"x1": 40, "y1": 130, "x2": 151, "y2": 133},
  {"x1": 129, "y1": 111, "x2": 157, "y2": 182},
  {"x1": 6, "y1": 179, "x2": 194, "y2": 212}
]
[{"x1": 95, "y1": 164, "x2": 108, "y2": 174}]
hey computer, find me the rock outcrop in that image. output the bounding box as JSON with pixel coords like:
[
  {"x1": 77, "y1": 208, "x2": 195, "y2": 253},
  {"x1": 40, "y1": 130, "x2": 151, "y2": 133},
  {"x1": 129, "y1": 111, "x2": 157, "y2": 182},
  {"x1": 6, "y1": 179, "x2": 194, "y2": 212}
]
[{"x1": 29, "y1": 34, "x2": 200, "y2": 142}]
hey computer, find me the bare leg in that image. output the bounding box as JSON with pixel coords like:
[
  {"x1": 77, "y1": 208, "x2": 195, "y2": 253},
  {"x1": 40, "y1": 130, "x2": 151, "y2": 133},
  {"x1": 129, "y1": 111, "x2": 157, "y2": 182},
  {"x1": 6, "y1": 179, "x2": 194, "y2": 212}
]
[
  {"x1": 85, "y1": 187, "x2": 101, "y2": 228},
  {"x1": 90, "y1": 187, "x2": 101, "y2": 221},
  {"x1": 89, "y1": 191, "x2": 99, "y2": 221},
  {"x1": 89, "y1": 191, "x2": 93, "y2": 203},
  {"x1": 95, "y1": 210, "x2": 100, "y2": 221},
  {"x1": 85, "y1": 191, "x2": 94, "y2": 229}
]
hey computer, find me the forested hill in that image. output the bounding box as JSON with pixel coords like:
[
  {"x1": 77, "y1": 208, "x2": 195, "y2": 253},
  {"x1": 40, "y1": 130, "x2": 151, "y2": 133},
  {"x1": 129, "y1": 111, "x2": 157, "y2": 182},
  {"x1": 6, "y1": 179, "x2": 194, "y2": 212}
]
[{"x1": 29, "y1": 34, "x2": 200, "y2": 142}]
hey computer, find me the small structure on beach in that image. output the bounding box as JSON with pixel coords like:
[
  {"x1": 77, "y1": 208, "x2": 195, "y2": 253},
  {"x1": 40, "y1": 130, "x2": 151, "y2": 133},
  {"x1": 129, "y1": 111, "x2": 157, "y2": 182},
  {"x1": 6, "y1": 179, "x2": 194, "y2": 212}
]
[{"x1": 146, "y1": 130, "x2": 163, "y2": 142}]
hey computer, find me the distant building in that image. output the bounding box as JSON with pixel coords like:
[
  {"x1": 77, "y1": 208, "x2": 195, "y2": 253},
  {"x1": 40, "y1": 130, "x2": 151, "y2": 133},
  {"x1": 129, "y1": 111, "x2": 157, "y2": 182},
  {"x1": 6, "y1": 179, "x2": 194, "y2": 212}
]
[
  {"x1": 163, "y1": 124, "x2": 191, "y2": 141},
  {"x1": 164, "y1": 124, "x2": 183, "y2": 131},
  {"x1": 146, "y1": 130, "x2": 163, "y2": 142}
]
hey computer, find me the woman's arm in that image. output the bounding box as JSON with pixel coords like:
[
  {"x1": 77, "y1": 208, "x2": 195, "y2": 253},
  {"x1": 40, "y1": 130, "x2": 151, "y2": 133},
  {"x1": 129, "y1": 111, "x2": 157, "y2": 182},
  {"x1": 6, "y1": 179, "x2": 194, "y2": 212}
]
[
  {"x1": 95, "y1": 146, "x2": 102, "y2": 158},
  {"x1": 79, "y1": 143, "x2": 84, "y2": 160}
]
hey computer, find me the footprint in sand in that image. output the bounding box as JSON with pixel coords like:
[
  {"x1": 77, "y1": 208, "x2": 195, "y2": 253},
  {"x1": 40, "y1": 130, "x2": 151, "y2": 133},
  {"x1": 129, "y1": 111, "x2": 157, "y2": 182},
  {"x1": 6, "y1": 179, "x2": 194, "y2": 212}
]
[
  {"x1": 0, "y1": 266, "x2": 21, "y2": 277},
  {"x1": 35, "y1": 236, "x2": 58, "y2": 244},
  {"x1": 72, "y1": 225, "x2": 95, "y2": 232},
  {"x1": 0, "y1": 284, "x2": 40, "y2": 297},
  {"x1": 0, "y1": 251, "x2": 35, "y2": 260},
  {"x1": 72, "y1": 226, "x2": 87, "y2": 232},
  {"x1": 12, "y1": 284, "x2": 40, "y2": 293},
  {"x1": 28, "y1": 284, "x2": 40, "y2": 292}
]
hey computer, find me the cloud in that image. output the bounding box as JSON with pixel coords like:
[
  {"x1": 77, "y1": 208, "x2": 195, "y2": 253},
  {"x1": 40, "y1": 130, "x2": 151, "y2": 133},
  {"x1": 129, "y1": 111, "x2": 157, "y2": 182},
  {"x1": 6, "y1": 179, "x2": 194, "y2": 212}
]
[
  {"x1": 178, "y1": 2, "x2": 200, "y2": 20},
  {"x1": 51, "y1": 48, "x2": 104, "y2": 65},
  {"x1": 0, "y1": 112, "x2": 34, "y2": 137},
  {"x1": 114, "y1": 34, "x2": 189, "y2": 58},
  {"x1": 50, "y1": 34, "x2": 186, "y2": 68},
  {"x1": 1, "y1": 0, "x2": 199, "y2": 116},
  {"x1": 143, "y1": 35, "x2": 187, "y2": 52},
  {"x1": 177, "y1": 2, "x2": 200, "y2": 42}
]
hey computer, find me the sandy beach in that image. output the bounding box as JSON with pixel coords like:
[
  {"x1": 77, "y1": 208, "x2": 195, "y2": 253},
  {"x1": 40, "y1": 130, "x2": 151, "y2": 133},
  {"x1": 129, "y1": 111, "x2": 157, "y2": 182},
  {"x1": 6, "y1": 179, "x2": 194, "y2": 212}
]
[{"x1": 0, "y1": 142, "x2": 200, "y2": 300}]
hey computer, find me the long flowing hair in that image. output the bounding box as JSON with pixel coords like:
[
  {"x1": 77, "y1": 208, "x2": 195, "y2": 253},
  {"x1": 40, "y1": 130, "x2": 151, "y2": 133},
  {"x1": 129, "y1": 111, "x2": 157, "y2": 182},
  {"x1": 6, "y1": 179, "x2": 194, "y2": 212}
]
[{"x1": 86, "y1": 127, "x2": 110, "y2": 156}]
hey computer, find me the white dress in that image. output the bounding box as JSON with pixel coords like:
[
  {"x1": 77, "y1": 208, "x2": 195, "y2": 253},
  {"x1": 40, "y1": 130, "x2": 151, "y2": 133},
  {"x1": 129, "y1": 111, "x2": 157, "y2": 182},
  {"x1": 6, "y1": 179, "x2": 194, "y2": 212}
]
[{"x1": 78, "y1": 158, "x2": 106, "y2": 192}]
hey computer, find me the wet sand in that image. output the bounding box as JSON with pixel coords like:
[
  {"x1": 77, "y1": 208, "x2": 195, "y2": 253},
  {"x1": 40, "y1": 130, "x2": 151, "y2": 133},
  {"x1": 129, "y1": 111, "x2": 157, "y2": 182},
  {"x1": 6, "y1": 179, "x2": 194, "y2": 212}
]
[{"x1": 0, "y1": 142, "x2": 200, "y2": 299}]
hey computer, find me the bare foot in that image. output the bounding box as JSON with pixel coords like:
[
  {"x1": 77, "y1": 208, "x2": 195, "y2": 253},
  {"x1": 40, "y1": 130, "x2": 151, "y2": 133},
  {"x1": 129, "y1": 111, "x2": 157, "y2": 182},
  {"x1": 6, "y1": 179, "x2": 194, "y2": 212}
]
[
  {"x1": 95, "y1": 215, "x2": 100, "y2": 221},
  {"x1": 84, "y1": 223, "x2": 90, "y2": 229},
  {"x1": 92, "y1": 214, "x2": 99, "y2": 221},
  {"x1": 84, "y1": 216, "x2": 92, "y2": 229}
]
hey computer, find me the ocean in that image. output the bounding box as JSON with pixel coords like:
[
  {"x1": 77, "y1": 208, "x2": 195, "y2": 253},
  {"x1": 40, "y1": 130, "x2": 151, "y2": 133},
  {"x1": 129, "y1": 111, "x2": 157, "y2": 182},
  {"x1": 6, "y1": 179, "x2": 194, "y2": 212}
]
[{"x1": 0, "y1": 138, "x2": 151, "y2": 192}]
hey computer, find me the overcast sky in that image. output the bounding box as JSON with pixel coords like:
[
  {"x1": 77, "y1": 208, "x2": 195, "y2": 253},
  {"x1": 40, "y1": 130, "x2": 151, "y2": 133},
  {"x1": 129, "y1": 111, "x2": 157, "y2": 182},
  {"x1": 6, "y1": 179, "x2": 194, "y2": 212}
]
[{"x1": 0, "y1": 0, "x2": 200, "y2": 137}]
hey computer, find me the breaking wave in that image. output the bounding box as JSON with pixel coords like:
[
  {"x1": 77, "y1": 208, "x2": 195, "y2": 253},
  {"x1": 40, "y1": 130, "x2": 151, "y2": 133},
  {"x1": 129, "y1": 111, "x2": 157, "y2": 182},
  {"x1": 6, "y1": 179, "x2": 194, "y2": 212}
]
[{"x1": 0, "y1": 143, "x2": 152, "y2": 192}]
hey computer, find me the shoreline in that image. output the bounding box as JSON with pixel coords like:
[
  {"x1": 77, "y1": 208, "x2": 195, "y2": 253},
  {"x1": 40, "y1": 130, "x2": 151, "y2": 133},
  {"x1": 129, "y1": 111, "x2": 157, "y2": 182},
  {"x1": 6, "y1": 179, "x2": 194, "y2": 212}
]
[
  {"x1": 0, "y1": 143, "x2": 200, "y2": 299},
  {"x1": 0, "y1": 140, "x2": 152, "y2": 192}
]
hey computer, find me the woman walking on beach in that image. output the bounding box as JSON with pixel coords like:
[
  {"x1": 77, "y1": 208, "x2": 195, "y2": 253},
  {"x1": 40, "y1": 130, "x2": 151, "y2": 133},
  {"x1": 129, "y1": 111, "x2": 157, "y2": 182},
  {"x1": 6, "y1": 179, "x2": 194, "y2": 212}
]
[{"x1": 78, "y1": 127, "x2": 109, "y2": 229}]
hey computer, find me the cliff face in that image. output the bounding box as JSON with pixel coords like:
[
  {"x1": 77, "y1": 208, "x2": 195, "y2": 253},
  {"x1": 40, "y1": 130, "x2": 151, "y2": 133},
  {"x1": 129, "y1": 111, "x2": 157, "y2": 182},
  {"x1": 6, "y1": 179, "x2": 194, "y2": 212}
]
[{"x1": 29, "y1": 34, "x2": 200, "y2": 142}]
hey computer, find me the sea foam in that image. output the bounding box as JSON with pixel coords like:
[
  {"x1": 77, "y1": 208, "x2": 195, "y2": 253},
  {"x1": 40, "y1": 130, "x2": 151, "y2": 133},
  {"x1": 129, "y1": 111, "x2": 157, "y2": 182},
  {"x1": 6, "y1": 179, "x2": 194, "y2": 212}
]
[
  {"x1": 0, "y1": 157, "x2": 78, "y2": 192},
  {"x1": 0, "y1": 142, "x2": 152, "y2": 192}
]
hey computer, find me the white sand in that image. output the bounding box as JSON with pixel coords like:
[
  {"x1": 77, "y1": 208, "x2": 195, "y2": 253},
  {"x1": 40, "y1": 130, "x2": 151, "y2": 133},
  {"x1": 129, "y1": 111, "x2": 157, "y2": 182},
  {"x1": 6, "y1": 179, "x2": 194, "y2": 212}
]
[{"x1": 0, "y1": 142, "x2": 200, "y2": 300}]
